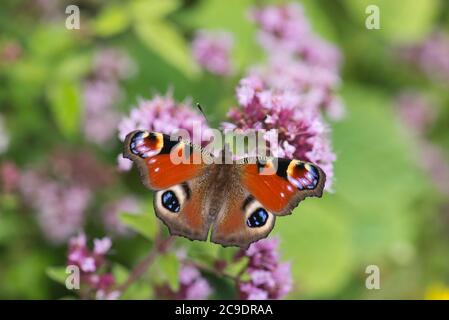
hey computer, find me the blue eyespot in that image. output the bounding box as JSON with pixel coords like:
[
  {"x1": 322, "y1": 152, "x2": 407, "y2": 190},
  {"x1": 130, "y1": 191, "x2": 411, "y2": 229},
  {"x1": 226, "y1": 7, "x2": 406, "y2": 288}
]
[
  {"x1": 161, "y1": 191, "x2": 180, "y2": 213},
  {"x1": 246, "y1": 208, "x2": 268, "y2": 228}
]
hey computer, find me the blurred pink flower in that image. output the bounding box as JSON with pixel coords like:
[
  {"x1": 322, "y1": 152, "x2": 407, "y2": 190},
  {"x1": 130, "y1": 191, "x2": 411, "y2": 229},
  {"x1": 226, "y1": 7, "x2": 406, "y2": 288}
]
[
  {"x1": 117, "y1": 154, "x2": 133, "y2": 172},
  {"x1": 20, "y1": 170, "x2": 91, "y2": 243},
  {"x1": 19, "y1": 150, "x2": 116, "y2": 243},
  {"x1": 192, "y1": 30, "x2": 234, "y2": 76},
  {"x1": 419, "y1": 142, "x2": 449, "y2": 196},
  {"x1": 93, "y1": 48, "x2": 136, "y2": 81},
  {"x1": 82, "y1": 48, "x2": 135, "y2": 146},
  {"x1": 238, "y1": 238, "x2": 292, "y2": 300},
  {"x1": 0, "y1": 161, "x2": 20, "y2": 194},
  {"x1": 394, "y1": 91, "x2": 448, "y2": 196},
  {"x1": 400, "y1": 31, "x2": 449, "y2": 83},
  {"x1": 178, "y1": 264, "x2": 212, "y2": 300},
  {"x1": 102, "y1": 196, "x2": 141, "y2": 236},
  {"x1": 83, "y1": 79, "x2": 121, "y2": 145},
  {"x1": 395, "y1": 91, "x2": 437, "y2": 136},
  {"x1": 0, "y1": 40, "x2": 22, "y2": 63},
  {"x1": 248, "y1": 2, "x2": 344, "y2": 120}
]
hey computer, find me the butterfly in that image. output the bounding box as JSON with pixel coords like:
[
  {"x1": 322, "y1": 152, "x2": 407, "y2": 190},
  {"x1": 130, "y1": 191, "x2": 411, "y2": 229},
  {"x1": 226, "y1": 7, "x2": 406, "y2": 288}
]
[{"x1": 123, "y1": 130, "x2": 326, "y2": 249}]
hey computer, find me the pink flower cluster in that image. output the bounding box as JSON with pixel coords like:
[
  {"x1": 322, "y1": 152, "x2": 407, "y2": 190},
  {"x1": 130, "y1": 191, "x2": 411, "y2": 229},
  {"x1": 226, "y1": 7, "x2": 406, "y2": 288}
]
[
  {"x1": 0, "y1": 161, "x2": 20, "y2": 194},
  {"x1": 83, "y1": 48, "x2": 135, "y2": 146},
  {"x1": 395, "y1": 91, "x2": 437, "y2": 136},
  {"x1": 395, "y1": 91, "x2": 449, "y2": 196},
  {"x1": 224, "y1": 3, "x2": 342, "y2": 190},
  {"x1": 67, "y1": 233, "x2": 119, "y2": 300},
  {"x1": 155, "y1": 263, "x2": 212, "y2": 300},
  {"x1": 400, "y1": 31, "x2": 449, "y2": 84},
  {"x1": 117, "y1": 93, "x2": 210, "y2": 171},
  {"x1": 20, "y1": 170, "x2": 91, "y2": 243},
  {"x1": 238, "y1": 238, "x2": 292, "y2": 300},
  {"x1": 19, "y1": 150, "x2": 116, "y2": 243},
  {"x1": 226, "y1": 75, "x2": 335, "y2": 190},
  {"x1": 177, "y1": 264, "x2": 212, "y2": 299},
  {"x1": 249, "y1": 2, "x2": 344, "y2": 119},
  {"x1": 192, "y1": 30, "x2": 234, "y2": 76}
]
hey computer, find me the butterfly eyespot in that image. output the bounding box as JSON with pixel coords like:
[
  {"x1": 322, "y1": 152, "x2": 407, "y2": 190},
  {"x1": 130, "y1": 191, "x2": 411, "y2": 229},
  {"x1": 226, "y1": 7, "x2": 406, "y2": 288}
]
[
  {"x1": 246, "y1": 208, "x2": 268, "y2": 228},
  {"x1": 161, "y1": 190, "x2": 180, "y2": 213},
  {"x1": 287, "y1": 161, "x2": 319, "y2": 190},
  {"x1": 130, "y1": 131, "x2": 163, "y2": 158}
]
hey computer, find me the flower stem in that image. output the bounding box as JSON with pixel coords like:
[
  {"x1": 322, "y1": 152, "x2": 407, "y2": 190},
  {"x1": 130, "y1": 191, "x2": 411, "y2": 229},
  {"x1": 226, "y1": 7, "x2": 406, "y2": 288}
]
[{"x1": 117, "y1": 227, "x2": 174, "y2": 293}]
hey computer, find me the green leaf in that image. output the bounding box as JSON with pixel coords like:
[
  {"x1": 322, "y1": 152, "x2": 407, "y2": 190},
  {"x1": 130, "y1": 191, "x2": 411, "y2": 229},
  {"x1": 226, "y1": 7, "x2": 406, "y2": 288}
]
[
  {"x1": 344, "y1": 0, "x2": 440, "y2": 42},
  {"x1": 331, "y1": 84, "x2": 430, "y2": 261},
  {"x1": 185, "y1": 240, "x2": 221, "y2": 263},
  {"x1": 275, "y1": 198, "x2": 354, "y2": 297},
  {"x1": 55, "y1": 53, "x2": 92, "y2": 81},
  {"x1": 112, "y1": 264, "x2": 130, "y2": 284},
  {"x1": 224, "y1": 257, "x2": 247, "y2": 278},
  {"x1": 133, "y1": 20, "x2": 198, "y2": 79},
  {"x1": 93, "y1": 4, "x2": 131, "y2": 37},
  {"x1": 130, "y1": 0, "x2": 180, "y2": 22},
  {"x1": 46, "y1": 80, "x2": 81, "y2": 139},
  {"x1": 158, "y1": 253, "x2": 180, "y2": 291},
  {"x1": 119, "y1": 210, "x2": 158, "y2": 241},
  {"x1": 46, "y1": 266, "x2": 68, "y2": 286}
]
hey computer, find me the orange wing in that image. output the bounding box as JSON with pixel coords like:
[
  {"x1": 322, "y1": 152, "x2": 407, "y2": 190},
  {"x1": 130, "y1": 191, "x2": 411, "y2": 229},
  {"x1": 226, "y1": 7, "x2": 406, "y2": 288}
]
[
  {"x1": 241, "y1": 158, "x2": 326, "y2": 215},
  {"x1": 123, "y1": 130, "x2": 207, "y2": 190}
]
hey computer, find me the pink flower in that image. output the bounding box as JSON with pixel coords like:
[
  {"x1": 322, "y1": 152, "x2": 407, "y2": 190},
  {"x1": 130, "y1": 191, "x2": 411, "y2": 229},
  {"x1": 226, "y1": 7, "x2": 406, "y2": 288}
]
[
  {"x1": 0, "y1": 161, "x2": 20, "y2": 193},
  {"x1": 117, "y1": 154, "x2": 133, "y2": 172},
  {"x1": 399, "y1": 31, "x2": 449, "y2": 83},
  {"x1": 94, "y1": 237, "x2": 112, "y2": 255},
  {"x1": 192, "y1": 30, "x2": 234, "y2": 76},
  {"x1": 82, "y1": 48, "x2": 135, "y2": 146},
  {"x1": 117, "y1": 93, "x2": 210, "y2": 170},
  {"x1": 395, "y1": 91, "x2": 437, "y2": 136},
  {"x1": 184, "y1": 277, "x2": 212, "y2": 300},
  {"x1": 82, "y1": 79, "x2": 121, "y2": 146},
  {"x1": 20, "y1": 170, "x2": 91, "y2": 243},
  {"x1": 419, "y1": 142, "x2": 449, "y2": 196},
  {"x1": 238, "y1": 238, "x2": 292, "y2": 300},
  {"x1": 93, "y1": 48, "x2": 136, "y2": 81},
  {"x1": 67, "y1": 233, "x2": 117, "y2": 299},
  {"x1": 19, "y1": 150, "x2": 115, "y2": 243},
  {"x1": 96, "y1": 290, "x2": 120, "y2": 300},
  {"x1": 81, "y1": 257, "x2": 96, "y2": 272},
  {"x1": 179, "y1": 264, "x2": 201, "y2": 285},
  {"x1": 177, "y1": 264, "x2": 212, "y2": 300},
  {"x1": 228, "y1": 75, "x2": 336, "y2": 190},
  {"x1": 248, "y1": 3, "x2": 344, "y2": 120}
]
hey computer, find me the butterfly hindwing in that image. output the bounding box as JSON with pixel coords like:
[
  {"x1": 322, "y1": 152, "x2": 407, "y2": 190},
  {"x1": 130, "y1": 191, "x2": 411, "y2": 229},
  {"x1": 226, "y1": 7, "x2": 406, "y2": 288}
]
[{"x1": 210, "y1": 182, "x2": 276, "y2": 248}]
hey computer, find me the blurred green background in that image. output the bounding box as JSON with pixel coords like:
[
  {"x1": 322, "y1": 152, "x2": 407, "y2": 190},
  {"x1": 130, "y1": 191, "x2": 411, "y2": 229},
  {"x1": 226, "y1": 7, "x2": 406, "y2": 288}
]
[{"x1": 1, "y1": 0, "x2": 449, "y2": 299}]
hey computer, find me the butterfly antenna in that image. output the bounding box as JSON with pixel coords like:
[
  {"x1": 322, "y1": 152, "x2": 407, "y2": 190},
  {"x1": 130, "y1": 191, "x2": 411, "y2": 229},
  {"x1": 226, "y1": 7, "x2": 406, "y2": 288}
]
[{"x1": 196, "y1": 103, "x2": 209, "y2": 124}]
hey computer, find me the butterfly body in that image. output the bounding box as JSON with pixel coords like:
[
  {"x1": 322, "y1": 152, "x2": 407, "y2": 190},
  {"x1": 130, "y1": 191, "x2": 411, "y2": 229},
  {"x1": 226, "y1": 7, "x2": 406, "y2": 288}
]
[{"x1": 124, "y1": 130, "x2": 326, "y2": 248}]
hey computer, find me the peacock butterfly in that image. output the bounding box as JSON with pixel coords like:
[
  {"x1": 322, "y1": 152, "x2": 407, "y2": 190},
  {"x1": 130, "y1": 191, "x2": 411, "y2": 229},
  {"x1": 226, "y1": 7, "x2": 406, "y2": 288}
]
[{"x1": 123, "y1": 130, "x2": 326, "y2": 248}]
